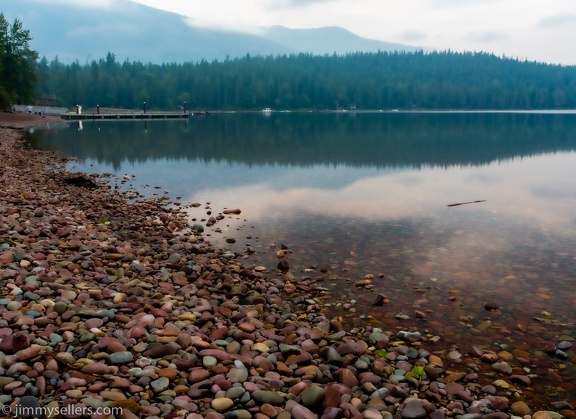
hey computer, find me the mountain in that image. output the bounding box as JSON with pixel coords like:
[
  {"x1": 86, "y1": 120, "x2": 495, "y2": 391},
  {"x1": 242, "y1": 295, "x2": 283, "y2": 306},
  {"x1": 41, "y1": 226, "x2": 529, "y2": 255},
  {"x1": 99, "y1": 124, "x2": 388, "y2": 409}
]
[
  {"x1": 261, "y1": 25, "x2": 419, "y2": 56},
  {"x1": 1, "y1": 0, "x2": 419, "y2": 64}
]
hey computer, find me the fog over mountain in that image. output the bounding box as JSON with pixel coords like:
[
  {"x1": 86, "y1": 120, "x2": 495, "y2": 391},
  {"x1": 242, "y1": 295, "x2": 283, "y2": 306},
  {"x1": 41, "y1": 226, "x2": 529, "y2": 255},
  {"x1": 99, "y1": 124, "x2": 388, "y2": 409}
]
[{"x1": 2, "y1": 0, "x2": 419, "y2": 64}]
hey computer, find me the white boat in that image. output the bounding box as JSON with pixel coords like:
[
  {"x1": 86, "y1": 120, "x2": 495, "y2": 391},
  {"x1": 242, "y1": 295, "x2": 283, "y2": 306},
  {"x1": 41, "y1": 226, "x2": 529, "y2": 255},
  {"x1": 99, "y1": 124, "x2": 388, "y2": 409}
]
[{"x1": 261, "y1": 108, "x2": 272, "y2": 113}]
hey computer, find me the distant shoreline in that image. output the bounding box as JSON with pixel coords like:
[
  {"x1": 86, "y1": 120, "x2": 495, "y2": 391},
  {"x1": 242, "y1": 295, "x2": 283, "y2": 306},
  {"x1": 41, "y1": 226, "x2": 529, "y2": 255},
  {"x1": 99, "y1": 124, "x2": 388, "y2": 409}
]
[{"x1": 3, "y1": 108, "x2": 576, "y2": 129}]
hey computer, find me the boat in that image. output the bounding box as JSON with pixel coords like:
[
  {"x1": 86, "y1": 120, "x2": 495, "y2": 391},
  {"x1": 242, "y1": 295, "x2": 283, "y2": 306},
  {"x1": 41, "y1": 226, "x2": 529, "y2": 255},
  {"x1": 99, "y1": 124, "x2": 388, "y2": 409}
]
[
  {"x1": 261, "y1": 108, "x2": 272, "y2": 114},
  {"x1": 192, "y1": 111, "x2": 209, "y2": 116}
]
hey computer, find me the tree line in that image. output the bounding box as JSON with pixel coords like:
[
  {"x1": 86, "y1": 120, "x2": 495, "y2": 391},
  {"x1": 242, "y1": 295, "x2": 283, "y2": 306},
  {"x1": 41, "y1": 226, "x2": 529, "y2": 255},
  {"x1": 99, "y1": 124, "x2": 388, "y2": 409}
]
[
  {"x1": 35, "y1": 50, "x2": 576, "y2": 111},
  {"x1": 2, "y1": 13, "x2": 576, "y2": 111}
]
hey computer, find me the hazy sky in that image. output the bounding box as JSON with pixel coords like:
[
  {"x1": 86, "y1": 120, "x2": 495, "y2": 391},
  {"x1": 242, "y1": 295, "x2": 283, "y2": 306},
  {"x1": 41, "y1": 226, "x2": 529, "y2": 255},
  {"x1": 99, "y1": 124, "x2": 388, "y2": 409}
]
[{"x1": 128, "y1": 0, "x2": 576, "y2": 65}]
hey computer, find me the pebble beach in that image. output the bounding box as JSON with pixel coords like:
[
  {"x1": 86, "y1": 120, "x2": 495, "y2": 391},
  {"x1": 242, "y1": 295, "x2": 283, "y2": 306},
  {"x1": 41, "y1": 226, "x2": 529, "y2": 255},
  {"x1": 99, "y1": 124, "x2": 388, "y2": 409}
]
[{"x1": 0, "y1": 112, "x2": 574, "y2": 419}]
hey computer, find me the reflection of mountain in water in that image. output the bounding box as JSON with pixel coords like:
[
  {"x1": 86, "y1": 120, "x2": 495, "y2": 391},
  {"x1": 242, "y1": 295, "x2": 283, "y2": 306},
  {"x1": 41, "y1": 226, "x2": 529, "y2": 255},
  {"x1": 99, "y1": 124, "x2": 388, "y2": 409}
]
[{"x1": 27, "y1": 112, "x2": 576, "y2": 171}]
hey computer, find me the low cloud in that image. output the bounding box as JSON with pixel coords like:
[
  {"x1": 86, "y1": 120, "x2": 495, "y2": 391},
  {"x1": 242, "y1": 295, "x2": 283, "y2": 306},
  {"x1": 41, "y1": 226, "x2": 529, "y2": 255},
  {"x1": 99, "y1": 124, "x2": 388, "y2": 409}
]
[
  {"x1": 399, "y1": 30, "x2": 428, "y2": 42},
  {"x1": 427, "y1": 0, "x2": 501, "y2": 8},
  {"x1": 538, "y1": 13, "x2": 576, "y2": 27},
  {"x1": 286, "y1": 0, "x2": 334, "y2": 4},
  {"x1": 464, "y1": 30, "x2": 507, "y2": 43}
]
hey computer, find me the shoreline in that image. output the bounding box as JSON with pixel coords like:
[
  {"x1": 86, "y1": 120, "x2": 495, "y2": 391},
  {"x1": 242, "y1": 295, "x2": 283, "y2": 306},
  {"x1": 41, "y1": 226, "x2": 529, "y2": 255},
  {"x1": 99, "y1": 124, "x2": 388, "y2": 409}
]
[
  {"x1": 0, "y1": 111, "x2": 64, "y2": 129},
  {"x1": 0, "y1": 113, "x2": 570, "y2": 418}
]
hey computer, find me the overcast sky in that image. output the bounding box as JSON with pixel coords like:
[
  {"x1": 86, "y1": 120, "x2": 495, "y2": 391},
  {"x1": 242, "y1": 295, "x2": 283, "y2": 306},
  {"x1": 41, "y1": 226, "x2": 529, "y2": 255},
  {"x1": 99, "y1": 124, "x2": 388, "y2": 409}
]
[
  {"x1": 127, "y1": 0, "x2": 575, "y2": 66},
  {"x1": 25, "y1": 0, "x2": 576, "y2": 65}
]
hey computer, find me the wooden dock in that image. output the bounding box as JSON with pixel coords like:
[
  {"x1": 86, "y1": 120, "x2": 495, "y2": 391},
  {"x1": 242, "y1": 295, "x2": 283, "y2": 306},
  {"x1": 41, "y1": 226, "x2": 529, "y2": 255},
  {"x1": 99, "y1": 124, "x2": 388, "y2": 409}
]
[{"x1": 61, "y1": 112, "x2": 189, "y2": 121}]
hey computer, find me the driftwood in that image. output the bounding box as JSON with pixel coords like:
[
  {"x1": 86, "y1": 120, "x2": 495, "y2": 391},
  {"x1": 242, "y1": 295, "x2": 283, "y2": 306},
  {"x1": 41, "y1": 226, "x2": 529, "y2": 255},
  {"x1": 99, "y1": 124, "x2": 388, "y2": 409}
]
[{"x1": 447, "y1": 199, "x2": 486, "y2": 207}]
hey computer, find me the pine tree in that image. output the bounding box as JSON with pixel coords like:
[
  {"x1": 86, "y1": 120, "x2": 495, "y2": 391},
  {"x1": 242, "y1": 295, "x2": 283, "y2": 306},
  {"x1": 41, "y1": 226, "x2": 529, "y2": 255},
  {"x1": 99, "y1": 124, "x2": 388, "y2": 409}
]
[{"x1": 0, "y1": 13, "x2": 39, "y2": 108}]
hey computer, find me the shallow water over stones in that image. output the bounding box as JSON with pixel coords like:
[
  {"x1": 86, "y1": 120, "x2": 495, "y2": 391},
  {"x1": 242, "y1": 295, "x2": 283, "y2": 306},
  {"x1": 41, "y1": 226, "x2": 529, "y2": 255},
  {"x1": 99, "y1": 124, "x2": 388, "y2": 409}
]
[{"x1": 211, "y1": 207, "x2": 576, "y2": 410}]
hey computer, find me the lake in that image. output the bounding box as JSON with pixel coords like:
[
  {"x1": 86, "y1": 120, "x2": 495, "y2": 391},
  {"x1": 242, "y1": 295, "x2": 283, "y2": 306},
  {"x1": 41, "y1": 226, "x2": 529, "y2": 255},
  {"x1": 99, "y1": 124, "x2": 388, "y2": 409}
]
[{"x1": 27, "y1": 111, "x2": 576, "y2": 405}]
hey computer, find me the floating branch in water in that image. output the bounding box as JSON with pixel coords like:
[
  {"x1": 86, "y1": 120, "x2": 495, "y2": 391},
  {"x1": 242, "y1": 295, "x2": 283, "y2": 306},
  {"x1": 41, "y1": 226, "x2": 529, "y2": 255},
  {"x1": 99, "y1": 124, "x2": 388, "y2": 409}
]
[{"x1": 447, "y1": 200, "x2": 486, "y2": 207}]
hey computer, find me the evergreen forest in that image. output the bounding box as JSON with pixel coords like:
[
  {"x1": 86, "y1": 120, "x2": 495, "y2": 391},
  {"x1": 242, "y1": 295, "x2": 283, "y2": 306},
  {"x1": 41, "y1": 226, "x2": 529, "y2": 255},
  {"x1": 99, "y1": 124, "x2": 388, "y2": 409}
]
[{"x1": 35, "y1": 50, "x2": 576, "y2": 111}]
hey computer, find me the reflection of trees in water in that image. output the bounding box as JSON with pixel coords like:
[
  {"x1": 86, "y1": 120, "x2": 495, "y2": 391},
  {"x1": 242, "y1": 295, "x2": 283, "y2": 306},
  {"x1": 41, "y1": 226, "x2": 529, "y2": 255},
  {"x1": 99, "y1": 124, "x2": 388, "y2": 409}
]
[{"x1": 27, "y1": 112, "x2": 576, "y2": 171}]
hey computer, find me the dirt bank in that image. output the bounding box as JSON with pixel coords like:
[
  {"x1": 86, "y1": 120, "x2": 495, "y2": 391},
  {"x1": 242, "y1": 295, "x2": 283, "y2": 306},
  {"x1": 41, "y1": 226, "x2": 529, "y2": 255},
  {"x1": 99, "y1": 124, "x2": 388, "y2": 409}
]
[{"x1": 0, "y1": 111, "x2": 64, "y2": 129}]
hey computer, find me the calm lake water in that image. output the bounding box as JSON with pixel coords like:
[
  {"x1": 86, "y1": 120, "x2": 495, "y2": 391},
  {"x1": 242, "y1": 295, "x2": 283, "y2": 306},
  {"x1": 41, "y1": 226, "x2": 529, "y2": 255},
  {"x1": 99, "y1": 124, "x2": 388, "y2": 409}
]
[{"x1": 28, "y1": 111, "x2": 576, "y2": 404}]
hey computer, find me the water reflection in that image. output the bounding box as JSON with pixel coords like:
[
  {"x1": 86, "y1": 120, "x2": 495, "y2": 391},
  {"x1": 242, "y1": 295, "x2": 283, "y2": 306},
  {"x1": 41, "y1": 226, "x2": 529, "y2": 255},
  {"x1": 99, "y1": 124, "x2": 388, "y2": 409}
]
[
  {"x1": 26, "y1": 112, "x2": 576, "y2": 171},
  {"x1": 26, "y1": 112, "x2": 576, "y2": 406},
  {"x1": 26, "y1": 113, "x2": 576, "y2": 272},
  {"x1": 184, "y1": 152, "x2": 576, "y2": 236}
]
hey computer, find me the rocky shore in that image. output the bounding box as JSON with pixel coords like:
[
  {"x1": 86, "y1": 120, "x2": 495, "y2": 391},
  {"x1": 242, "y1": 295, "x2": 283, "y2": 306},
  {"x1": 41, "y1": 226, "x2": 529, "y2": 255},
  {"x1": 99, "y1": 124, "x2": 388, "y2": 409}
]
[{"x1": 0, "y1": 113, "x2": 572, "y2": 419}]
